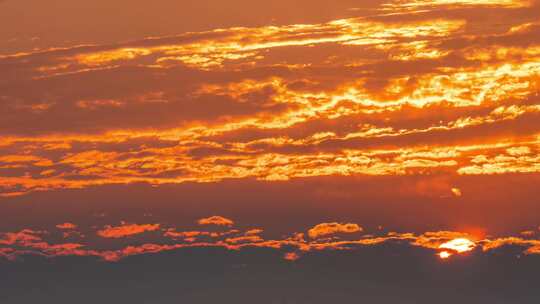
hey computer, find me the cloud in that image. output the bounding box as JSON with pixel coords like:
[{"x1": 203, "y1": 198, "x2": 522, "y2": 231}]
[
  {"x1": 308, "y1": 222, "x2": 363, "y2": 239},
  {"x1": 451, "y1": 187, "x2": 462, "y2": 197},
  {"x1": 0, "y1": 0, "x2": 539, "y2": 198},
  {"x1": 0, "y1": 5, "x2": 540, "y2": 302},
  {"x1": 0, "y1": 229, "x2": 44, "y2": 246},
  {"x1": 56, "y1": 222, "x2": 77, "y2": 230},
  {"x1": 225, "y1": 235, "x2": 264, "y2": 244},
  {"x1": 2, "y1": 218, "x2": 540, "y2": 264},
  {"x1": 0, "y1": 0, "x2": 538, "y2": 275},
  {"x1": 197, "y1": 216, "x2": 234, "y2": 227},
  {"x1": 97, "y1": 223, "x2": 160, "y2": 238},
  {"x1": 283, "y1": 252, "x2": 300, "y2": 261},
  {"x1": 245, "y1": 229, "x2": 263, "y2": 235}
]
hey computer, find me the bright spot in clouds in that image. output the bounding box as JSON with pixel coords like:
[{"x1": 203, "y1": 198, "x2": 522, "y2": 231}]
[
  {"x1": 451, "y1": 188, "x2": 462, "y2": 197},
  {"x1": 439, "y1": 251, "x2": 452, "y2": 259},
  {"x1": 438, "y1": 238, "x2": 476, "y2": 258}
]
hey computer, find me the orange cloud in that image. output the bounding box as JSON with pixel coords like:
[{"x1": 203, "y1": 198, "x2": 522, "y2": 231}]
[
  {"x1": 451, "y1": 188, "x2": 462, "y2": 197},
  {"x1": 284, "y1": 252, "x2": 300, "y2": 261},
  {"x1": 521, "y1": 230, "x2": 536, "y2": 237},
  {"x1": 197, "y1": 216, "x2": 234, "y2": 227},
  {"x1": 225, "y1": 235, "x2": 264, "y2": 244},
  {"x1": 56, "y1": 223, "x2": 77, "y2": 230},
  {"x1": 0, "y1": 229, "x2": 45, "y2": 246},
  {"x1": 245, "y1": 229, "x2": 263, "y2": 235},
  {"x1": 0, "y1": 0, "x2": 539, "y2": 271},
  {"x1": 164, "y1": 230, "x2": 206, "y2": 239},
  {"x1": 97, "y1": 223, "x2": 160, "y2": 239},
  {"x1": 308, "y1": 222, "x2": 363, "y2": 239},
  {"x1": 3, "y1": 220, "x2": 540, "y2": 263}
]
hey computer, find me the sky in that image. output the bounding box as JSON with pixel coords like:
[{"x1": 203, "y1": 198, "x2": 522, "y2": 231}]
[{"x1": 1, "y1": 0, "x2": 540, "y2": 303}]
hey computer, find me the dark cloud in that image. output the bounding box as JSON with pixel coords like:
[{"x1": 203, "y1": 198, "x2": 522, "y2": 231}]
[{"x1": 1, "y1": 241, "x2": 540, "y2": 303}]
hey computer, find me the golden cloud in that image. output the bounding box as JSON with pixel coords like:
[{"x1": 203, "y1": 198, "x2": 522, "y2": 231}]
[
  {"x1": 97, "y1": 223, "x2": 161, "y2": 239},
  {"x1": 197, "y1": 216, "x2": 234, "y2": 227},
  {"x1": 308, "y1": 222, "x2": 363, "y2": 239}
]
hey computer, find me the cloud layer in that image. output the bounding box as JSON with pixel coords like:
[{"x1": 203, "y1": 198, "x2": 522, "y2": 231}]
[
  {"x1": 0, "y1": 0, "x2": 539, "y2": 198},
  {"x1": 0, "y1": 3, "x2": 539, "y2": 302}
]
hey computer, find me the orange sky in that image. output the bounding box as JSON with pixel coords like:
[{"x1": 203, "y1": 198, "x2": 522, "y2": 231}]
[{"x1": 1, "y1": 0, "x2": 540, "y2": 284}]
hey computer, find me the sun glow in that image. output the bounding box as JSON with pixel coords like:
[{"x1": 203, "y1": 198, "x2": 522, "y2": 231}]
[
  {"x1": 438, "y1": 238, "x2": 476, "y2": 258},
  {"x1": 439, "y1": 251, "x2": 452, "y2": 259}
]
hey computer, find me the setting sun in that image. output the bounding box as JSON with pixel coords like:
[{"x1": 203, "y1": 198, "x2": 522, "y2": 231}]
[
  {"x1": 438, "y1": 238, "x2": 476, "y2": 258},
  {"x1": 439, "y1": 251, "x2": 452, "y2": 259}
]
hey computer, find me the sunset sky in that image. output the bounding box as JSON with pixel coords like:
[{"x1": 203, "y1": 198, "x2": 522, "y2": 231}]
[{"x1": 1, "y1": 0, "x2": 540, "y2": 303}]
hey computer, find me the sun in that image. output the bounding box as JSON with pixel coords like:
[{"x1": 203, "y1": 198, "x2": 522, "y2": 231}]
[
  {"x1": 438, "y1": 238, "x2": 476, "y2": 259},
  {"x1": 439, "y1": 251, "x2": 452, "y2": 259}
]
